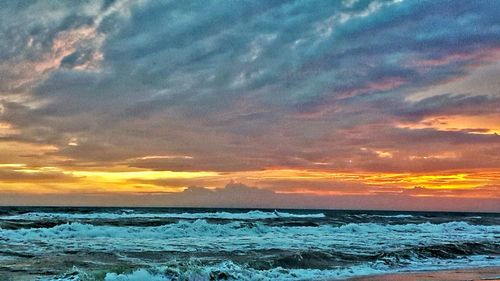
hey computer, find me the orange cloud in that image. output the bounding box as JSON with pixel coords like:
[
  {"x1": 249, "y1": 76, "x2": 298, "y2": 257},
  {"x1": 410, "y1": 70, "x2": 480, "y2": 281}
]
[{"x1": 397, "y1": 114, "x2": 500, "y2": 135}]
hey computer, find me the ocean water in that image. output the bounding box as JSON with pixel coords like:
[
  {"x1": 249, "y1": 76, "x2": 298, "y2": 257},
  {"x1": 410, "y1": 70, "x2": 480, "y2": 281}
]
[{"x1": 0, "y1": 207, "x2": 498, "y2": 280}]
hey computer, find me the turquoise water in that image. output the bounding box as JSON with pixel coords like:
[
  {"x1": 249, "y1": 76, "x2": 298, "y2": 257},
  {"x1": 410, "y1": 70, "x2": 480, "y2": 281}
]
[{"x1": 0, "y1": 207, "x2": 498, "y2": 280}]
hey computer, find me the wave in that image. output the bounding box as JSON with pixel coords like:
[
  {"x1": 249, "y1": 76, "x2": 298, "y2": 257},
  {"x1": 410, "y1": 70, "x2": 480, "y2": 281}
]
[
  {"x1": 249, "y1": 241, "x2": 500, "y2": 270},
  {"x1": 101, "y1": 261, "x2": 385, "y2": 281},
  {"x1": 0, "y1": 210, "x2": 326, "y2": 221},
  {"x1": 2, "y1": 220, "x2": 498, "y2": 256},
  {"x1": 2, "y1": 220, "x2": 497, "y2": 239},
  {"x1": 378, "y1": 241, "x2": 500, "y2": 262},
  {"x1": 374, "y1": 214, "x2": 415, "y2": 218},
  {"x1": 4, "y1": 217, "x2": 499, "y2": 281},
  {"x1": 39, "y1": 260, "x2": 391, "y2": 281},
  {"x1": 41, "y1": 255, "x2": 500, "y2": 281}
]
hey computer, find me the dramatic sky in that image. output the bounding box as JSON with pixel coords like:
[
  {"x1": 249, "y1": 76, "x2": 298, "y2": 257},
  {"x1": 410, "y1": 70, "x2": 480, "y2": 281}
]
[{"x1": 0, "y1": 0, "x2": 499, "y2": 211}]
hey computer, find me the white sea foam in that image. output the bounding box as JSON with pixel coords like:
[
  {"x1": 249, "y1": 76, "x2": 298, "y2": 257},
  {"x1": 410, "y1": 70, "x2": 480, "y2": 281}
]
[
  {"x1": 0, "y1": 210, "x2": 325, "y2": 221},
  {"x1": 37, "y1": 254, "x2": 500, "y2": 281},
  {"x1": 105, "y1": 269, "x2": 170, "y2": 281},
  {"x1": 3, "y1": 220, "x2": 496, "y2": 240},
  {"x1": 375, "y1": 214, "x2": 415, "y2": 218},
  {"x1": 3, "y1": 211, "x2": 499, "y2": 281},
  {"x1": 100, "y1": 256, "x2": 500, "y2": 281},
  {"x1": 1, "y1": 220, "x2": 498, "y2": 255},
  {"x1": 99, "y1": 260, "x2": 389, "y2": 281}
]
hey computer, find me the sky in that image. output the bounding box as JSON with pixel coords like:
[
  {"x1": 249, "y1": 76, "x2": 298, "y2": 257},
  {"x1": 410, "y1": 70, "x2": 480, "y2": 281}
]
[{"x1": 0, "y1": 0, "x2": 499, "y2": 211}]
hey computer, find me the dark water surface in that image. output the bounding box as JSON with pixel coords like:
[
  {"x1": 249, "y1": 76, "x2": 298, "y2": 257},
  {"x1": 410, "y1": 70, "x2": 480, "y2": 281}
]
[{"x1": 0, "y1": 207, "x2": 498, "y2": 280}]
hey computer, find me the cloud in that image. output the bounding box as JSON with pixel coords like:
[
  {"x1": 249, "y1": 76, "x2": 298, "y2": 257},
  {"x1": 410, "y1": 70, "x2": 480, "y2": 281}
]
[
  {"x1": 402, "y1": 184, "x2": 500, "y2": 198},
  {"x1": 0, "y1": 1, "x2": 499, "y2": 206},
  {"x1": 169, "y1": 182, "x2": 277, "y2": 207},
  {"x1": 1, "y1": 182, "x2": 498, "y2": 212},
  {"x1": 0, "y1": 169, "x2": 76, "y2": 183}
]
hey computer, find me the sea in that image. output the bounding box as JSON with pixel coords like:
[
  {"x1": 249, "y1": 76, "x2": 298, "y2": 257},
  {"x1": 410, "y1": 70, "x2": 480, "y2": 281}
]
[{"x1": 0, "y1": 207, "x2": 498, "y2": 280}]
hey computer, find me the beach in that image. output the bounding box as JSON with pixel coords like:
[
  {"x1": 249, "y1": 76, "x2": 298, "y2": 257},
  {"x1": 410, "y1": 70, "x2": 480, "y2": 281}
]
[{"x1": 348, "y1": 267, "x2": 500, "y2": 281}]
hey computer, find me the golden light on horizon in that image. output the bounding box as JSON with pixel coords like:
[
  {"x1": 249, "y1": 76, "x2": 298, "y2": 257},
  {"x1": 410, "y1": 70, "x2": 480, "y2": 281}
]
[
  {"x1": 3, "y1": 164, "x2": 496, "y2": 198},
  {"x1": 0, "y1": 1, "x2": 499, "y2": 212},
  {"x1": 397, "y1": 114, "x2": 500, "y2": 135}
]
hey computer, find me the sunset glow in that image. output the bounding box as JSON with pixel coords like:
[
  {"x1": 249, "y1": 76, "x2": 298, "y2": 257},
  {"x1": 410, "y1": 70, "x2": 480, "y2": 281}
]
[{"x1": 0, "y1": 0, "x2": 499, "y2": 211}]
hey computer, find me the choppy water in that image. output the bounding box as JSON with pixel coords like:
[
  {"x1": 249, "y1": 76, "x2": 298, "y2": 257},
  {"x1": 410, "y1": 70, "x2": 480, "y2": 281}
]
[{"x1": 0, "y1": 207, "x2": 498, "y2": 280}]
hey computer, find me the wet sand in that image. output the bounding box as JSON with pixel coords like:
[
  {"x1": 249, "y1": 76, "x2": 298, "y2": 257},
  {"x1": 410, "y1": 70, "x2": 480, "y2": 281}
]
[{"x1": 347, "y1": 267, "x2": 500, "y2": 281}]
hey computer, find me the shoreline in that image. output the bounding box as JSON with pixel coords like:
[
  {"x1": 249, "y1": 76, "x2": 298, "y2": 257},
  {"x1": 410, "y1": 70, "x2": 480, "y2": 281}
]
[{"x1": 346, "y1": 266, "x2": 500, "y2": 281}]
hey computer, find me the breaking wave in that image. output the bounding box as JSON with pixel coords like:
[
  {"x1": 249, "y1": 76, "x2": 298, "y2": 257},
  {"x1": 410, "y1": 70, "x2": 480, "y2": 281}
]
[
  {"x1": 2, "y1": 208, "x2": 498, "y2": 280},
  {"x1": 2, "y1": 220, "x2": 497, "y2": 241},
  {"x1": 1, "y1": 210, "x2": 326, "y2": 221},
  {"x1": 42, "y1": 255, "x2": 500, "y2": 281}
]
